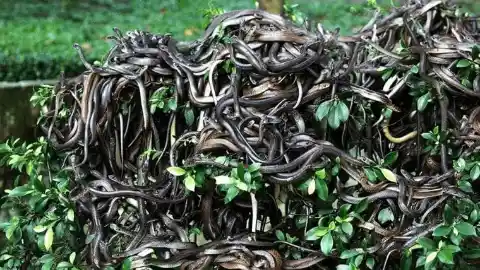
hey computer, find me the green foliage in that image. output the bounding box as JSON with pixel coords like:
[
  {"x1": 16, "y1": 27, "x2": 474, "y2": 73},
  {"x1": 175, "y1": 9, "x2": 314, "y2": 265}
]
[
  {"x1": 149, "y1": 86, "x2": 177, "y2": 114},
  {"x1": 453, "y1": 155, "x2": 480, "y2": 193},
  {"x1": 405, "y1": 198, "x2": 480, "y2": 269},
  {"x1": 363, "y1": 151, "x2": 398, "y2": 183},
  {"x1": 421, "y1": 126, "x2": 449, "y2": 155},
  {"x1": 0, "y1": 136, "x2": 85, "y2": 269},
  {"x1": 315, "y1": 99, "x2": 350, "y2": 129},
  {"x1": 215, "y1": 162, "x2": 263, "y2": 203}
]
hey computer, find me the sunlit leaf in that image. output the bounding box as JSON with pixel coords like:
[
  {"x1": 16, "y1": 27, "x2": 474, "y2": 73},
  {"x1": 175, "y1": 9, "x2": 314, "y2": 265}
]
[
  {"x1": 455, "y1": 221, "x2": 477, "y2": 236},
  {"x1": 378, "y1": 207, "x2": 394, "y2": 224},
  {"x1": 417, "y1": 92, "x2": 431, "y2": 112},
  {"x1": 44, "y1": 227, "x2": 54, "y2": 251},
  {"x1": 340, "y1": 248, "x2": 363, "y2": 259},
  {"x1": 337, "y1": 101, "x2": 350, "y2": 122},
  {"x1": 185, "y1": 175, "x2": 196, "y2": 192},
  {"x1": 215, "y1": 175, "x2": 233, "y2": 185},
  {"x1": 380, "y1": 168, "x2": 396, "y2": 182},
  {"x1": 67, "y1": 209, "x2": 75, "y2": 222},
  {"x1": 166, "y1": 167, "x2": 186, "y2": 176},
  {"x1": 315, "y1": 100, "x2": 332, "y2": 121},
  {"x1": 307, "y1": 179, "x2": 316, "y2": 195},
  {"x1": 315, "y1": 178, "x2": 328, "y2": 200},
  {"x1": 341, "y1": 222, "x2": 353, "y2": 236},
  {"x1": 320, "y1": 232, "x2": 333, "y2": 255},
  {"x1": 225, "y1": 186, "x2": 239, "y2": 204},
  {"x1": 456, "y1": 59, "x2": 471, "y2": 68},
  {"x1": 275, "y1": 230, "x2": 285, "y2": 241},
  {"x1": 34, "y1": 225, "x2": 48, "y2": 233},
  {"x1": 69, "y1": 252, "x2": 76, "y2": 264},
  {"x1": 236, "y1": 182, "x2": 248, "y2": 191},
  {"x1": 470, "y1": 165, "x2": 480, "y2": 181}
]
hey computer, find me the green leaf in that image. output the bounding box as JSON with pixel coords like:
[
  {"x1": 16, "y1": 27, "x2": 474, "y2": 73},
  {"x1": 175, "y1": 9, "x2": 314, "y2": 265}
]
[
  {"x1": 0, "y1": 255, "x2": 13, "y2": 261},
  {"x1": 401, "y1": 251, "x2": 413, "y2": 270},
  {"x1": 340, "y1": 248, "x2": 363, "y2": 259},
  {"x1": 184, "y1": 107, "x2": 195, "y2": 126},
  {"x1": 225, "y1": 186, "x2": 239, "y2": 204},
  {"x1": 248, "y1": 163, "x2": 261, "y2": 172},
  {"x1": 237, "y1": 163, "x2": 245, "y2": 182},
  {"x1": 425, "y1": 251, "x2": 437, "y2": 268},
  {"x1": 444, "y1": 204, "x2": 454, "y2": 224},
  {"x1": 383, "y1": 152, "x2": 398, "y2": 166},
  {"x1": 307, "y1": 179, "x2": 316, "y2": 195},
  {"x1": 336, "y1": 265, "x2": 350, "y2": 270},
  {"x1": 6, "y1": 185, "x2": 32, "y2": 197},
  {"x1": 380, "y1": 168, "x2": 396, "y2": 182},
  {"x1": 315, "y1": 168, "x2": 326, "y2": 179},
  {"x1": 417, "y1": 237, "x2": 436, "y2": 250},
  {"x1": 470, "y1": 165, "x2": 480, "y2": 180},
  {"x1": 167, "y1": 98, "x2": 177, "y2": 111},
  {"x1": 315, "y1": 178, "x2": 328, "y2": 201},
  {"x1": 327, "y1": 105, "x2": 341, "y2": 129},
  {"x1": 34, "y1": 225, "x2": 47, "y2": 233},
  {"x1": 69, "y1": 252, "x2": 76, "y2": 264},
  {"x1": 337, "y1": 101, "x2": 350, "y2": 122},
  {"x1": 67, "y1": 209, "x2": 75, "y2": 222},
  {"x1": 44, "y1": 227, "x2": 54, "y2": 251},
  {"x1": 122, "y1": 257, "x2": 132, "y2": 270},
  {"x1": 381, "y1": 68, "x2": 394, "y2": 81},
  {"x1": 315, "y1": 100, "x2": 332, "y2": 121},
  {"x1": 57, "y1": 262, "x2": 72, "y2": 268},
  {"x1": 417, "y1": 92, "x2": 431, "y2": 112},
  {"x1": 366, "y1": 257, "x2": 375, "y2": 269},
  {"x1": 341, "y1": 222, "x2": 353, "y2": 236},
  {"x1": 421, "y1": 132, "x2": 436, "y2": 141},
  {"x1": 41, "y1": 260, "x2": 54, "y2": 270},
  {"x1": 438, "y1": 249, "x2": 453, "y2": 264},
  {"x1": 455, "y1": 221, "x2": 477, "y2": 236},
  {"x1": 470, "y1": 209, "x2": 479, "y2": 223},
  {"x1": 320, "y1": 232, "x2": 333, "y2": 255},
  {"x1": 378, "y1": 208, "x2": 394, "y2": 224},
  {"x1": 354, "y1": 254, "x2": 364, "y2": 267},
  {"x1": 339, "y1": 204, "x2": 352, "y2": 218},
  {"x1": 236, "y1": 182, "x2": 248, "y2": 191},
  {"x1": 166, "y1": 167, "x2": 186, "y2": 176},
  {"x1": 456, "y1": 59, "x2": 472, "y2": 68},
  {"x1": 410, "y1": 65, "x2": 419, "y2": 74},
  {"x1": 275, "y1": 230, "x2": 285, "y2": 241},
  {"x1": 433, "y1": 225, "x2": 452, "y2": 237},
  {"x1": 185, "y1": 175, "x2": 196, "y2": 192},
  {"x1": 454, "y1": 158, "x2": 466, "y2": 172},
  {"x1": 364, "y1": 168, "x2": 377, "y2": 182},
  {"x1": 354, "y1": 199, "x2": 369, "y2": 214},
  {"x1": 472, "y1": 45, "x2": 480, "y2": 60},
  {"x1": 458, "y1": 180, "x2": 473, "y2": 193},
  {"x1": 305, "y1": 227, "x2": 320, "y2": 241},
  {"x1": 215, "y1": 175, "x2": 234, "y2": 185}
]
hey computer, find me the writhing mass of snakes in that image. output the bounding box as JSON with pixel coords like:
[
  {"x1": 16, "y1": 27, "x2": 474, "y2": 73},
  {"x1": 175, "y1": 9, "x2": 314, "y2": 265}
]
[{"x1": 40, "y1": 0, "x2": 480, "y2": 269}]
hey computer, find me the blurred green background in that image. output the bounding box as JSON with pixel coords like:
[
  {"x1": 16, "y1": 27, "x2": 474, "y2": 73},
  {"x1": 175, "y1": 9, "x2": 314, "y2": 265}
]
[{"x1": 0, "y1": 0, "x2": 479, "y2": 186}]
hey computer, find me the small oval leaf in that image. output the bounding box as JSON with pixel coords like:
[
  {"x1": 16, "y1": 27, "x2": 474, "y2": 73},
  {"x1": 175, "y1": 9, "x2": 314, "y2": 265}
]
[
  {"x1": 166, "y1": 167, "x2": 186, "y2": 176},
  {"x1": 380, "y1": 168, "x2": 397, "y2": 183},
  {"x1": 44, "y1": 227, "x2": 54, "y2": 251}
]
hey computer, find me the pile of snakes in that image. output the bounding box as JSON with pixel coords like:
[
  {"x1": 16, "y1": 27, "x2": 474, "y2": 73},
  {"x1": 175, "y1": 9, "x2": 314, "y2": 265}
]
[{"x1": 40, "y1": 0, "x2": 480, "y2": 269}]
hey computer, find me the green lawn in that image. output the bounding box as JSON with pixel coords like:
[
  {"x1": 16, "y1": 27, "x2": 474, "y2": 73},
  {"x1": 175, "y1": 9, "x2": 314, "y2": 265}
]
[{"x1": 0, "y1": 0, "x2": 478, "y2": 81}]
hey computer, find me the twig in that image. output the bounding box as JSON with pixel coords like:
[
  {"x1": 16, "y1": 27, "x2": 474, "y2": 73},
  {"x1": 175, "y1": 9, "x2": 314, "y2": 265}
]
[{"x1": 0, "y1": 79, "x2": 59, "y2": 90}]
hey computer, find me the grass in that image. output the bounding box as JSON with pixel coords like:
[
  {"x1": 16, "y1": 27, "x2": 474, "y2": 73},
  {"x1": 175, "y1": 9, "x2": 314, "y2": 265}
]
[{"x1": 0, "y1": 0, "x2": 478, "y2": 81}]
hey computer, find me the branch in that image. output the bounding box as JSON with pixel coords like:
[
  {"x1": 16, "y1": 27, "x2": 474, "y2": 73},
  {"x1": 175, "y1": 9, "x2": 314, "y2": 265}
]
[{"x1": 0, "y1": 80, "x2": 58, "y2": 90}]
